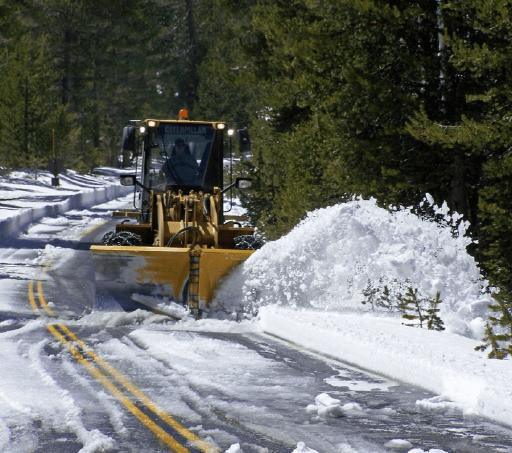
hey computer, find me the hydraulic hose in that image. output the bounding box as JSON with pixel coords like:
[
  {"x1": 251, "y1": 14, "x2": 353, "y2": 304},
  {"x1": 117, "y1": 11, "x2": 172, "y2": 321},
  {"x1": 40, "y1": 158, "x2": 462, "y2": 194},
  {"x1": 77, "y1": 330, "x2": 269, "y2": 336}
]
[{"x1": 166, "y1": 226, "x2": 203, "y2": 248}]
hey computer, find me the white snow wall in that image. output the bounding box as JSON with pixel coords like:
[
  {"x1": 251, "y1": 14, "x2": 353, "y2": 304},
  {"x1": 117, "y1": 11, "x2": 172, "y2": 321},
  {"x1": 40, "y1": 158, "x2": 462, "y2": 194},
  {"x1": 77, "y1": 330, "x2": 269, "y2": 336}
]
[
  {"x1": 213, "y1": 198, "x2": 491, "y2": 337},
  {"x1": 0, "y1": 185, "x2": 131, "y2": 239}
]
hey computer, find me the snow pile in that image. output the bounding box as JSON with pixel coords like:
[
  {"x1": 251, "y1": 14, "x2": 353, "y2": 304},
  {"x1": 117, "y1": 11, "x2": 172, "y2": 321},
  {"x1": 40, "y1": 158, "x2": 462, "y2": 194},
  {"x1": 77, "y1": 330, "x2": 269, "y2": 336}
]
[
  {"x1": 292, "y1": 442, "x2": 319, "y2": 453},
  {"x1": 384, "y1": 439, "x2": 413, "y2": 450},
  {"x1": 306, "y1": 393, "x2": 363, "y2": 418},
  {"x1": 214, "y1": 197, "x2": 490, "y2": 336},
  {"x1": 415, "y1": 396, "x2": 460, "y2": 414}
]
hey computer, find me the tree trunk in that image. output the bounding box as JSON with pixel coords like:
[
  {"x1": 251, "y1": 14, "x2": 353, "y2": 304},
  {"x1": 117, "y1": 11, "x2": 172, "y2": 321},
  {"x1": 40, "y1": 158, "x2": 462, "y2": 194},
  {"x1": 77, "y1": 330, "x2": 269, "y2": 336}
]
[
  {"x1": 450, "y1": 151, "x2": 468, "y2": 218},
  {"x1": 185, "y1": 0, "x2": 199, "y2": 108},
  {"x1": 62, "y1": 29, "x2": 71, "y2": 105}
]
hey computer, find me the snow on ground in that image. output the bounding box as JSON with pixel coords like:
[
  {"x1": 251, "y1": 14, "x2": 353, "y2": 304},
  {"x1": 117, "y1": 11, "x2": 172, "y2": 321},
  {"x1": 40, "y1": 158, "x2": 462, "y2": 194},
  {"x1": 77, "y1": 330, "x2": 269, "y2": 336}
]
[{"x1": 213, "y1": 197, "x2": 512, "y2": 428}]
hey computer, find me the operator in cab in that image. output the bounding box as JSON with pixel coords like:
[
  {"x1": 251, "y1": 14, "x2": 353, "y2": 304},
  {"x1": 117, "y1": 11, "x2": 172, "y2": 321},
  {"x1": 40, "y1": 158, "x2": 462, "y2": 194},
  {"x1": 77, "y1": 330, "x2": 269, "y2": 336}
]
[{"x1": 161, "y1": 137, "x2": 200, "y2": 187}]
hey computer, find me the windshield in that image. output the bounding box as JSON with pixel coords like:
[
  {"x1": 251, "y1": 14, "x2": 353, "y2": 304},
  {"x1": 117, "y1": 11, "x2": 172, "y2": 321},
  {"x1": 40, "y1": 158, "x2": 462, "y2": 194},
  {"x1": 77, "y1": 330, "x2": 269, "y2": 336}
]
[{"x1": 145, "y1": 123, "x2": 215, "y2": 191}]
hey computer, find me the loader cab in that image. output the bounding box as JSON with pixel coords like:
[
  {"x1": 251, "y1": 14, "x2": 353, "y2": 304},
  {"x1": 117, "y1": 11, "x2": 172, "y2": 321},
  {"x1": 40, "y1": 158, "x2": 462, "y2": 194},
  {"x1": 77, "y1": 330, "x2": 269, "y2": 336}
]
[
  {"x1": 142, "y1": 120, "x2": 224, "y2": 194},
  {"x1": 125, "y1": 120, "x2": 225, "y2": 220}
]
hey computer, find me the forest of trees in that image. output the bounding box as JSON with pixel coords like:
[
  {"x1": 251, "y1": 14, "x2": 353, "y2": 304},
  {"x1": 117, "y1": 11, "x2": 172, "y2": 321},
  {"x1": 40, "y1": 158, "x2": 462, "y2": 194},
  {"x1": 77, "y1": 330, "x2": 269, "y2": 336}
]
[{"x1": 2, "y1": 1, "x2": 512, "y2": 353}]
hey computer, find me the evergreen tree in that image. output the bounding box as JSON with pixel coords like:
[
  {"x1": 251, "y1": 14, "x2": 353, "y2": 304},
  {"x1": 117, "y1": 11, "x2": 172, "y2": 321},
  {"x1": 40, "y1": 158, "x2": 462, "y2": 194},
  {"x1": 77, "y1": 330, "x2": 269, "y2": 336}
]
[
  {"x1": 398, "y1": 287, "x2": 425, "y2": 328},
  {"x1": 0, "y1": 35, "x2": 61, "y2": 170},
  {"x1": 476, "y1": 290, "x2": 512, "y2": 359},
  {"x1": 426, "y1": 291, "x2": 445, "y2": 331},
  {"x1": 476, "y1": 322, "x2": 504, "y2": 359},
  {"x1": 362, "y1": 280, "x2": 379, "y2": 310},
  {"x1": 379, "y1": 285, "x2": 393, "y2": 311}
]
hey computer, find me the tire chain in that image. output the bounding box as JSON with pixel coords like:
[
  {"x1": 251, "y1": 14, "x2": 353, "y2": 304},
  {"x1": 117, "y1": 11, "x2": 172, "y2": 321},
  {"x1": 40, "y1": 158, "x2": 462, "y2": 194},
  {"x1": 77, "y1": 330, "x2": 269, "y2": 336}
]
[
  {"x1": 233, "y1": 234, "x2": 265, "y2": 250},
  {"x1": 101, "y1": 231, "x2": 142, "y2": 246}
]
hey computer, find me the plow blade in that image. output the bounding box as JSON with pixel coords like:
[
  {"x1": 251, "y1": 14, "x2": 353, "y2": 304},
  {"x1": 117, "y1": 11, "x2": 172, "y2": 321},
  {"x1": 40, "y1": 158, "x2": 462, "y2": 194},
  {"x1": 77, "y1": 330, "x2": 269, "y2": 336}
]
[
  {"x1": 91, "y1": 245, "x2": 253, "y2": 313},
  {"x1": 197, "y1": 249, "x2": 253, "y2": 306},
  {"x1": 91, "y1": 246, "x2": 190, "y2": 311}
]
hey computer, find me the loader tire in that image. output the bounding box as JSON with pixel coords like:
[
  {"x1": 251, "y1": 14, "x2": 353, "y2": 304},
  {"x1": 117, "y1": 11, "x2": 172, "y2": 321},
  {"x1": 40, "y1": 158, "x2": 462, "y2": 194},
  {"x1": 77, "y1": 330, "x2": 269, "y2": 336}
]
[
  {"x1": 233, "y1": 234, "x2": 264, "y2": 250},
  {"x1": 101, "y1": 231, "x2": 142, "y2": 246}
]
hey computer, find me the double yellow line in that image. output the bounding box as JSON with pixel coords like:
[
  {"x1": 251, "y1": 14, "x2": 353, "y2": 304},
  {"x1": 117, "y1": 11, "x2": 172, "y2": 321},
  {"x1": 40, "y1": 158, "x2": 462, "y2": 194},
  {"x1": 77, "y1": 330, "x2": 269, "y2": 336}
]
[{"x1": 28, "y1": 280, "x2": 217, "y2": 453}]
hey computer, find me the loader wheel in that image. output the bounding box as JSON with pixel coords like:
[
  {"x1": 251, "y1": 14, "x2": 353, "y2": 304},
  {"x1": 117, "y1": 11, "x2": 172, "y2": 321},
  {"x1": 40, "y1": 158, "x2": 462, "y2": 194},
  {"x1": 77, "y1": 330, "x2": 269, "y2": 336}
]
[
  {"x1": 233, "y1": 235, "x2": 264, "y2": 250},
  {"x1": 101, "y1": 231, "x2": 142, "y2": 246}
]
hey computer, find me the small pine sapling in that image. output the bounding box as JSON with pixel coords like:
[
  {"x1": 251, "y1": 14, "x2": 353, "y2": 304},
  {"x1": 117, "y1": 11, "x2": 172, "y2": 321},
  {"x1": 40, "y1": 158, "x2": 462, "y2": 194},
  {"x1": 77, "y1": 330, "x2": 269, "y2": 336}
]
[
  {"x1": 398, "y1": 287, "x2": 425, "y2": 327},
  {"x1": 475, "y1": 322, "x2": 506, "y2": 359},
  {"x1": 378, "y1": 285, "x2": 393, "y2": 310},
  {"x1": 362, "y1": 280, "x2": 378, "y2": 310},
  {"x1": 476, "y1": 290, "x2": 512, "y2": 359},
  {"x1": 426, "y1": 291, "x2": 445, "y2": 331}
]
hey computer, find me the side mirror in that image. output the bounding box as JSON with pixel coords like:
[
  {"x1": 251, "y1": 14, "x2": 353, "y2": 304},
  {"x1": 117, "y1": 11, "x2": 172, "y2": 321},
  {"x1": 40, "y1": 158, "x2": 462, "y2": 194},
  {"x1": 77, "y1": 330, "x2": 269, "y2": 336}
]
[
  {"x1": 122, "y1": 126, "x2": 136, "y2": 152},
  {"x1": 237, "y1": 127, "x2": 251, "y2": 158},
  {"x1": 235, "y1": 177, "x2": 252, "y2": 189},
  {"x1": 120, "y1": 175, "x2": 136, "y2": 186},
  {"x1": 222, "y1": 177, "x2": 253, "y2": 194}
]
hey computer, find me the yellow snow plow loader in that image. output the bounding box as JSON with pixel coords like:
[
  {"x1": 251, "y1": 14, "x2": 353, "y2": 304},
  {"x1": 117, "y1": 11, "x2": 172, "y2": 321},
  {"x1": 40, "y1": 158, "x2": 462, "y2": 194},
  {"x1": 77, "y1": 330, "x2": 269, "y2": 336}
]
[{"x1": 91, "y1": 111, "x2": 259, "y2": 316}]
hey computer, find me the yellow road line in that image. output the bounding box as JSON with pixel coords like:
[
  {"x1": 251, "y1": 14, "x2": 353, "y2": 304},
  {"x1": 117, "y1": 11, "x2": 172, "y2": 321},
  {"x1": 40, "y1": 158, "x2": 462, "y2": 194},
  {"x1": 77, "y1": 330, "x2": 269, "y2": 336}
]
[
  {"x1": 28, "y1": 280, "x2": 216, "y2": 452},
  {"x1": 57, "y1": 323, "x2": 216, "y2": 453},
  {"x1": 36, "y1": 280, "x2": 55, "y2": 317},
  {"x1": 47, "y1": 324, "x2": 190, "y2": 453},
  {"x1": 27, "y1": 281, "x2": 39, "y2": 313}
]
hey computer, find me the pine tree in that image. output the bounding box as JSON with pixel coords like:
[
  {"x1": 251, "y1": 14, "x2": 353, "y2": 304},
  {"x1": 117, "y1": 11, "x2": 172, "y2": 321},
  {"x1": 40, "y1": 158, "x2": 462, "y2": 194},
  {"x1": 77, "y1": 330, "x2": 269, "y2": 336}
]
[
  {"x1": 362, "y1": 280, "x2": 378, "y2": 310},
  {"x1": 476, "y1": 290, "x2": 512, "y2": 359},
  {"x1": 379, "y1": 285, "x2": 393, "y2": 311},
  {"x1": 0, "y1": 35, "x2": 61, "y2": 169},
  {"x1": 426, "y1": 291, "x2": 445, "y2": 331},
  {"x1": 398, "y1": 287, "x2": 425, "y2": 328}
]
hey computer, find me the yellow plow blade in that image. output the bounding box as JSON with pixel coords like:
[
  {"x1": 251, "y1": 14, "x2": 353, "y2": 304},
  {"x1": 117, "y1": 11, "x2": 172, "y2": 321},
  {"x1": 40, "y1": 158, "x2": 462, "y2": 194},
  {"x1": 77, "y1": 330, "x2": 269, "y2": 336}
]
[
  {"x1": 91, "y1": 245, "x2": 190, "y2": 311},
  {"x1": 198, "y1": 249, "x2": 253, "y2": 305},
  {"x1": 91, "y1": 245, "x2": 253, "y2": 313}
]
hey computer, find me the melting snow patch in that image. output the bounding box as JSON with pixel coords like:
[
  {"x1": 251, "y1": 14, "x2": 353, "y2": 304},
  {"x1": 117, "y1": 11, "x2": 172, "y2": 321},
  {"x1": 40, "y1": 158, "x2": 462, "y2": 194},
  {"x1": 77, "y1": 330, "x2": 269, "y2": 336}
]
[
  {"x1": 324, "y1": 369, "x2": 395, "y2": 392},
  {"x1": 336, "y1": 444, "x2": 360, "y2": 453},
  {"x1": 384, "y1": 439, "x2": 413, "y2": 450},
  {"x1": 415, "y1": 395, "x2": 460, "y2": 415},
  {"x1": 307, "y1": 393, "x2": 364, "y2": 418},
  {"x1": 292, "y1": 442, "x2": 319, "y2": 453},
  {"x1": 32, "y1": 244, "x2": 76, "y2": 269}
]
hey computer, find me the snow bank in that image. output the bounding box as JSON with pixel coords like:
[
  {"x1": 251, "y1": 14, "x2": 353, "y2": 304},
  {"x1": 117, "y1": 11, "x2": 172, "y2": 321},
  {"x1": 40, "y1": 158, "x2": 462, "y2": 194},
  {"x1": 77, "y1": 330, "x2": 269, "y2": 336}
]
[
  {"x1": 0, "y1": 170, "x2": 130, "y2": 239},
  {"x1": 259, "y1": 306, "x2": 512, "y2": 427},
  {"x1": 213, "y1": 198, "x2": 512, "y2": 426},
  {"x1": 214, "y1": 198, "x2": 490, "y2": 336}
]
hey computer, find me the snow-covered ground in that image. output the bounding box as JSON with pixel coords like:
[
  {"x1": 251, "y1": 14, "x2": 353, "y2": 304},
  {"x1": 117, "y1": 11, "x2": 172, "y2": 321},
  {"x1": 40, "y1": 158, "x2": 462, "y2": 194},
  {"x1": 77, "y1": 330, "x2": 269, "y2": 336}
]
[{"x1": 1, "y1": 171, "x2": 511, "y2": 452}]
